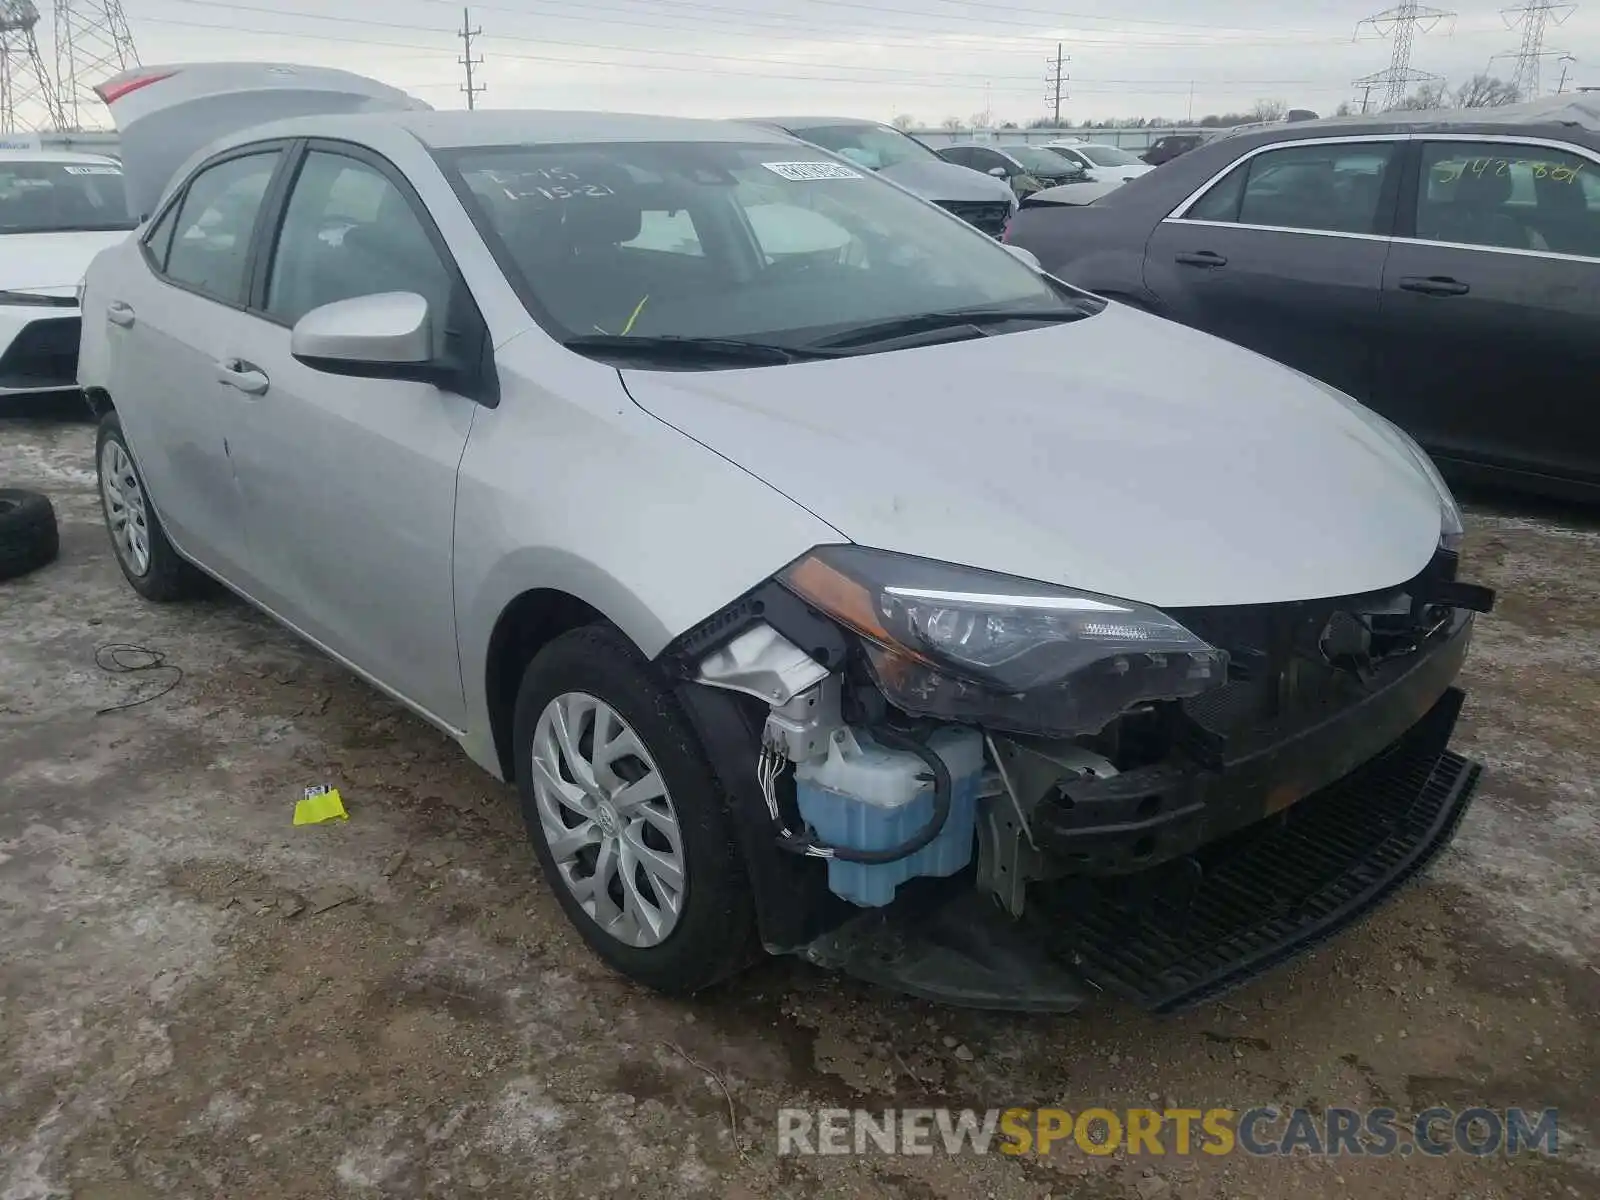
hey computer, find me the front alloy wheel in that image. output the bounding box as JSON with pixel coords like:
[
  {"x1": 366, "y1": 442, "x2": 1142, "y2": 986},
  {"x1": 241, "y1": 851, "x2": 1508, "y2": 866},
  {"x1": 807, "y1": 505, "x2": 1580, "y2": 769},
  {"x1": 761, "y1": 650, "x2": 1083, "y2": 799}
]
[
  {"x1": 530, "y1": 691, "x2": 686, "y2": 948},
  {"x1": 511, "y1": 624, "x2": 757, "y2": 994}
]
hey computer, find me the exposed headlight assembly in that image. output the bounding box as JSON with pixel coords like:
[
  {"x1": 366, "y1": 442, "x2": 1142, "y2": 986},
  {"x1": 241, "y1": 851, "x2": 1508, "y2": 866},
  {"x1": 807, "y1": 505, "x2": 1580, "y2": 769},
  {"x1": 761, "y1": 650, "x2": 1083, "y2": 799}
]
[{"x1": 780, "y1": 545, "x2": 1228, "y2": 737}]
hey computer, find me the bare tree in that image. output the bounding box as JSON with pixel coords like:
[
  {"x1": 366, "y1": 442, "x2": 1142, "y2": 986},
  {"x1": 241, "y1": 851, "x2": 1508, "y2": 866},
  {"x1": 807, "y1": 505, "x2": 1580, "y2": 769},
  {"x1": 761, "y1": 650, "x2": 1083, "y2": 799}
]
[
  {"x1": 1395, "y1": 80, "x2": 1450, "y2": 111},
  {"x1": 1455, "y1": 74, "x2": 1521, "y2": 108},
  {"x1": 941, "y1": 115, "x2": 965, "y2": 132},
  {"x1": 1334, "y1": 101, "x2": 1355, "y2": 117},
  {"x1": 890, "y1": 113, "x2": 917, "y2": 131},
  {"x1": 1247, "y1": 99, "x2": 1288, "y2": 122}
]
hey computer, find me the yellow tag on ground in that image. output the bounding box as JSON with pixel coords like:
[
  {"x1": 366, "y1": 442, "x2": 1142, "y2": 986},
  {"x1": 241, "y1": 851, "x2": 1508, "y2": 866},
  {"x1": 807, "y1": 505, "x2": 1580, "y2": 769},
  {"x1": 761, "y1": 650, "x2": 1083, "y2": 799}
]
[{"x1": 294, "y1": 785, "x2": 348, "y2": 826}]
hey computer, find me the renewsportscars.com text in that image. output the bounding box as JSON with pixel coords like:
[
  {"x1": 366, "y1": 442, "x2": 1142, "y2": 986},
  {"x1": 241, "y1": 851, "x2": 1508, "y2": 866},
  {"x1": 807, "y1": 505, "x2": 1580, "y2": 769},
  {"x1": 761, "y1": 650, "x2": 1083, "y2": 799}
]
[{"x1": 776, "y1": 1106, "x2": 1562, "y2": 1158}]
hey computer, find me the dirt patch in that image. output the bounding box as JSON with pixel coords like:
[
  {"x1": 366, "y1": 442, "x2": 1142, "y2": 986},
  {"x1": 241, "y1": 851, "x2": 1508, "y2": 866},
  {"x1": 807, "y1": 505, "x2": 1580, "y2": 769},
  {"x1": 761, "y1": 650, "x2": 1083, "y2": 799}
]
[{"x1": 2, "y1": 420, "x2": 1596, "y2": 1198}]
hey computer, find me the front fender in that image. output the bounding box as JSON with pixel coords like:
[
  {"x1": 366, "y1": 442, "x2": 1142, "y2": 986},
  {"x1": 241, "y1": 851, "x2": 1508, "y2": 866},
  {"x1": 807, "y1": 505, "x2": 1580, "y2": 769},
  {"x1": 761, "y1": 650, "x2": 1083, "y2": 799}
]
[{"x1": 450, "y1": 343, "x2": 844, "y2": 776}]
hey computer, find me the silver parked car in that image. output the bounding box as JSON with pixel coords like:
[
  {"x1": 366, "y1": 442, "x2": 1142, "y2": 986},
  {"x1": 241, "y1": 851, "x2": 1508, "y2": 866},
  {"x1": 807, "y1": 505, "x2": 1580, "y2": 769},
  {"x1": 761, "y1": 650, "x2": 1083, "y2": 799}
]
[
  {"x1": 81, "y1": 63, "x2": 1495, "y2": 1012},
  {"x1": 744, "y1": 117, "x2": 1018, "y2": 237}
]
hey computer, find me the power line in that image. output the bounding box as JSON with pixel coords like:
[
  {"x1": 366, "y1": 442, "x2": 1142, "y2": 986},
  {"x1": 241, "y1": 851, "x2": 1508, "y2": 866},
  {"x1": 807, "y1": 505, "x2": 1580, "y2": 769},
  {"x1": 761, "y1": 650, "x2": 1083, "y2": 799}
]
[
  {"x1": 1045, "y1": 41, "x2": 1069, "y2": 124},
  {"x1": 400, "y1": 0, "x2": 1337, "y2": 39},
  {"x1": 1352, "y1": 2, "x2": 1456, "y2": 110},
  {"x1": 1496, "y1": 1, "x2": 1576, "y2": 98},
  {"x1": 164, "y1": 0, "x2": 1360, "y2": 55},
  {"x1": 133, "y1": 12, "x2": 1373, "y2": 104},
  {"x1": 458, "y1": 6, "x2": 484, "y2": 110},
  {"x1": 153, "y1": 1, "x2": 1362, "y2": 90}
]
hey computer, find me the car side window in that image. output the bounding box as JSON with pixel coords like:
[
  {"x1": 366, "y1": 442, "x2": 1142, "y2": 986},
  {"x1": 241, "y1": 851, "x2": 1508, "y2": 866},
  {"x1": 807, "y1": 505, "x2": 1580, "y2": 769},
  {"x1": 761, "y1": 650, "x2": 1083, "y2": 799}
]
[
  {"x1": 163, "y1": 152, "x2": 281, "y2": 302},
  {"x1": 142, "y1": 198, "x2": 180, "y2": 271},
  {"x1": 265, "y1": 150, "x2": 455, "y2": 348},
  {"x1": 1185, "y1": 142, "x2": 1398, "y2": 234},
  {"x1": 941, "y1": 147, "x2": 976, "y2": 168},
  {"x1": 1414, "y1": 141, "x2": 1599, "y2": 258}
]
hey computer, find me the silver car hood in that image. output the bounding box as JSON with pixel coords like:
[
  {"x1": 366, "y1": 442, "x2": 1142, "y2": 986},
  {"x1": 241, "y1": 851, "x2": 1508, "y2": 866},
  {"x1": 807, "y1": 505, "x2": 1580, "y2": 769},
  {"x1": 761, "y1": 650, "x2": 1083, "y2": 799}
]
[
  {"x1": 877, "y1": 159, "x2": 1016, "y2": 205},
  {"x1": 622, "y1": 304, "x2": 1445, "y2": 609}
]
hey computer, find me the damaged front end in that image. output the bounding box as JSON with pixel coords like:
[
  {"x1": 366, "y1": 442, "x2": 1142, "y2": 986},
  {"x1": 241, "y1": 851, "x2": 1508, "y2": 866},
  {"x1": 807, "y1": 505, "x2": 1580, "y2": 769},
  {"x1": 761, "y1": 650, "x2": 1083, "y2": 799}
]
[{"x1": 660, "y1": 544, "x2": 1493, "y2": 1014}]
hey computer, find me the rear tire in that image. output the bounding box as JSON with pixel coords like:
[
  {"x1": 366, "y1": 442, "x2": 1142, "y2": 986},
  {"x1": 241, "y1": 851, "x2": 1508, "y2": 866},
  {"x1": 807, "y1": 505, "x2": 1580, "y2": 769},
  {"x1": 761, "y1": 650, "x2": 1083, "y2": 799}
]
[
  {"x1": 0, "y1": 488, "x2": 59, "y2": 582},
  {"x1": 512, "y1": 624, "x2": 758, "y2": 994},
  {"x1": 96, "y1": 412, "x2": 207, "y2": 602}
]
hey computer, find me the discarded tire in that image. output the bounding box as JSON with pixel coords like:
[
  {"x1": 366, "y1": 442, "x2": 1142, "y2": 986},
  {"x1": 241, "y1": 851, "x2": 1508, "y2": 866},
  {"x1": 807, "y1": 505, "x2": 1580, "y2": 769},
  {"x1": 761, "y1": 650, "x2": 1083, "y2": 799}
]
[{"x1": 0, "y1": 488, "x2": 60, "y2": 582}]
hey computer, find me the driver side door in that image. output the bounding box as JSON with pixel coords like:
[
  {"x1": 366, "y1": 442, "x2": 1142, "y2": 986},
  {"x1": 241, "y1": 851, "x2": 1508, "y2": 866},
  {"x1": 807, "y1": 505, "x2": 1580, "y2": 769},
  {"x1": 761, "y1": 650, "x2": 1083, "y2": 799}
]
[{"x1": 218, "y1": 142, "x2": 489, "y2": 729}]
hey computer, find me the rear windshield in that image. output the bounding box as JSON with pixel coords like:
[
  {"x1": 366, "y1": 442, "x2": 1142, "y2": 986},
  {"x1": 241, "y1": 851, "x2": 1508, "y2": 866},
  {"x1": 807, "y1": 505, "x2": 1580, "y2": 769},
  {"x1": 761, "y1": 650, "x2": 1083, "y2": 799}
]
[
  {"x1": 1007, "y1": 146, "x2": 1081, "y2": 175},
  {"x1": 442, "y1": 140, "x2": 1094, "y2": 348},
  {"x1": 0, "y1": 160, "x2": 133, "y2": 233},
  {"x1": 782, "y1": 123, "x2": 940, "y2": 171},
  {"x1": 1081, "y1": 145, "x2": 1140, "y2": 167}
]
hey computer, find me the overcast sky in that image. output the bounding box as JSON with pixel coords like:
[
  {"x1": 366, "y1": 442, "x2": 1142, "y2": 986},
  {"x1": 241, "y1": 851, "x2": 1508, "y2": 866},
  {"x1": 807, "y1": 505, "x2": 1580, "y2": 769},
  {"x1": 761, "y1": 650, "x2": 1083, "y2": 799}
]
[{"x1": 106, "y1": 0, "x2": 1600, "y2": 124}]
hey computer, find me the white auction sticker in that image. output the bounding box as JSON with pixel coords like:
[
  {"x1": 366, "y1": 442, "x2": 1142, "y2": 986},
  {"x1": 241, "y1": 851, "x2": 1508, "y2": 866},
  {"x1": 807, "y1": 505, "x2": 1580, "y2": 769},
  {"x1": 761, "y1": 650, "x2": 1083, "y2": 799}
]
[
  {"x1": 63, "y1": 165, "x2": 122, "y2": 175},
  {"x1": 761, "y1": 161, "x2": 864, "y2": 181}
]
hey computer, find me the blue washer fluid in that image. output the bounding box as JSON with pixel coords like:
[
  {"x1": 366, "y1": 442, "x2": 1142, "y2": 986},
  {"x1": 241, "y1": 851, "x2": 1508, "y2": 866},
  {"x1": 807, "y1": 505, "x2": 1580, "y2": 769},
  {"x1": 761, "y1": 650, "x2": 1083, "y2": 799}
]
[{"x1": 793, "y1": 726, "x2": 985, "y2": 908}]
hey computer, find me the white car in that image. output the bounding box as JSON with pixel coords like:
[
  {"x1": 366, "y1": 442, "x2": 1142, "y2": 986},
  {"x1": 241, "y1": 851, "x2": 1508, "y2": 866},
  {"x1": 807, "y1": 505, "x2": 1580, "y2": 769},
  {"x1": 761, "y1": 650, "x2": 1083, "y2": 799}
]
[
  {"x1": 79, "y1": 63, "x2": 1493, "y2": 1012},
  {"x1": 1043, "y1": 142, "x2": 1156, "y2": 184},
  {"x1": 0, "y1": 149, "x2": 134, "y2": 401}
]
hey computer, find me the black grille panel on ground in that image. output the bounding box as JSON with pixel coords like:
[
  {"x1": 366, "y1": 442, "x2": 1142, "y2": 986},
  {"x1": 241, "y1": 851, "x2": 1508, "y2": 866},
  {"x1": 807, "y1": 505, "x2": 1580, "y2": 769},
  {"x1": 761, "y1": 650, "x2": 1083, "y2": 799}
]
[
  {"x1": 0, "y1": 316, "x2": 80, "y2": 390},
  {"x1": 937, "y1": 200, "x2": 1011, "y2": 237},
  {"x1": 1036, "y1": 697, "x2": 1480, "y2": 1012}
]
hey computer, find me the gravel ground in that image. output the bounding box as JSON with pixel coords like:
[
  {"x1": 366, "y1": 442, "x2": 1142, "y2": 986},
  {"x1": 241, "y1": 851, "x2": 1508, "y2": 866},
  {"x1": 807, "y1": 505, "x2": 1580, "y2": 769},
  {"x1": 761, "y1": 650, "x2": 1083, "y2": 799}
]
[{"x1": 2, "y1": 417, "x2": 1596, "y2": 1200}]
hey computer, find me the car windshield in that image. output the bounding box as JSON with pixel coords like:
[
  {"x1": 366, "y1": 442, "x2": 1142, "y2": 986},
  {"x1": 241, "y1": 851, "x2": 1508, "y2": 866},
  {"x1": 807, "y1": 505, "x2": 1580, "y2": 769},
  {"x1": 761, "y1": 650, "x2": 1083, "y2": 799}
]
[
  {"x1": 1081, "y1": 145, "x2": 1140, "y2": 167},
  {"x1": 444, "y1": 140, "x2": 1100, "y2": 355},
  {"x1": 782, "y1": 123, "x2": 940, "y2": 171},
  {"x1": 1006, "y1": 146, "x2": 1080, "y2": 175},
  {"x1": 0, "y1": 159, "x2": 133, "y2": 233}
]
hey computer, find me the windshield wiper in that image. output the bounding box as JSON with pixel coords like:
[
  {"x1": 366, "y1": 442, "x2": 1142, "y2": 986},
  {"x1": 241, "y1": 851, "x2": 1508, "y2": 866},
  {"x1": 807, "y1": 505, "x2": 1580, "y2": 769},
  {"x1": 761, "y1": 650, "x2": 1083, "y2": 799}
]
[
  {"x1": 562, "y1": 334, "x2": 842, "y2": 365},
  {"x1": 810, "y1": 305, "x2": 1097, "y2": 351}
]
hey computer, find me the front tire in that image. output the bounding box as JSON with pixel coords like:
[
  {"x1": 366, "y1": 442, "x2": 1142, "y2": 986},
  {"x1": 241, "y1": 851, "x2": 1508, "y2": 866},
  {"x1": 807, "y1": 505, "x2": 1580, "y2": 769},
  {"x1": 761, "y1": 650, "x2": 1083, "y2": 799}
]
[
  {"x1": 512, "y1": 624, "x2": 757, "y2": 994},
  {"x1": 96, "y1": 412, "x2": 206, "y2": 602}
]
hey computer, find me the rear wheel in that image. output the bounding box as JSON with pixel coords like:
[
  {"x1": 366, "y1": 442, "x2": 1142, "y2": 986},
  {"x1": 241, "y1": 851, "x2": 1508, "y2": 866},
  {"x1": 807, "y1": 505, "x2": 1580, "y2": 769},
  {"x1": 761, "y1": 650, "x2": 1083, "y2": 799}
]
[
  {"x1": 511, "y1": 624, "x2": 757, "y2": 993},
  {"x1": 96, "y1": 413, "x2": 206, "y2": 601}
]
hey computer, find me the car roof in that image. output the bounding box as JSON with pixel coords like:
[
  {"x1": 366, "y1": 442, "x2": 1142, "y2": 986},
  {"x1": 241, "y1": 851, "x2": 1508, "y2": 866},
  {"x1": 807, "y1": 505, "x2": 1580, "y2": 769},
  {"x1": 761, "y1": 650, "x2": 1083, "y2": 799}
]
[
  {"x1": 0, "y1": 149, "x2": 119, "y2": 164},
  {"x1": 224, "y1": 109, "x2": 799, "y2": 151},
  {"x1": 1214, "y1": 94, "x2": 1600, "y2": 145}
]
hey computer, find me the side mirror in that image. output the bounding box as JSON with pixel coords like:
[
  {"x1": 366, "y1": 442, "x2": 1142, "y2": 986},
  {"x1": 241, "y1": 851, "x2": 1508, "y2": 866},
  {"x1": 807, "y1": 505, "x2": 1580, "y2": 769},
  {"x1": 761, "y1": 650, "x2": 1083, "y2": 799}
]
[
  {"x1": 1001, "y1": 243, "x2": 1042, "y2": 271},
  {"x1": 987, "y1": 165, "x2": 1009, "y2": 179},
  {"x1": 291, "y1": 291, "x2": 438, "y2": 382}
]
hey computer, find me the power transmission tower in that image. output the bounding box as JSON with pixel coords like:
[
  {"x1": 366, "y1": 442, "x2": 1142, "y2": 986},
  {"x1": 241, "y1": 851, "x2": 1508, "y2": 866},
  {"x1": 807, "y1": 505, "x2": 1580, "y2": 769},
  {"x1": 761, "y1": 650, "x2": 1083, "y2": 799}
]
[
  {"x1": 54, "y1": 0, "x2": 139, "y2": 131},
  {"x1": 0, "y1": 1, "x2": 60, "y2": 132},
  {"x1": 1044, "y1": 42, "x2": 1068, "y2": 126},
  {"x1": 459, "y1": 7, "x2": 485, "y2": 111},
  {"x1": 1495, "y1": 1, "x2": 1575, "y2": 98},
  {"x1": 1353, "y1": 1, "x2": 1456, "y2": 110}
]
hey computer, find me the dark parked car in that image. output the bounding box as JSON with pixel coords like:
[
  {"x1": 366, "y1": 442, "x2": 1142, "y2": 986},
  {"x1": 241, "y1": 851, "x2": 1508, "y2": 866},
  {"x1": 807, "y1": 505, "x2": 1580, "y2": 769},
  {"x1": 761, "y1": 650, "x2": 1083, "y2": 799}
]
[
  {"x1": 1005, "y1": 97, "x2": 1600, "y2": 500},
  {"x1": 936, "y1": 143, "x2": 1089, "y2": 198},
  {"x1": 1142, "y1": 133, "x2": 1205, "y2": 165}
]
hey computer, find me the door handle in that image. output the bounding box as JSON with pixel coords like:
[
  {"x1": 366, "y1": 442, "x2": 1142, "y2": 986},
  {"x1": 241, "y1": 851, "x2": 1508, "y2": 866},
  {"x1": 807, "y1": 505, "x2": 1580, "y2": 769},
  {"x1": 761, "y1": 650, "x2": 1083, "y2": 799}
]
[
  {"x1": 1399, "y1": 275, "x2": 1470, "y2": 296},
  {"x1": 106, "y1": 301, "x2": 135, "y2": 328},
  {"x1": 1175, "y1": 250, "x2": 1227, "y2": 268},
  {"x1": 215, "y1": 358, "x2": 270, "y2": 395}
]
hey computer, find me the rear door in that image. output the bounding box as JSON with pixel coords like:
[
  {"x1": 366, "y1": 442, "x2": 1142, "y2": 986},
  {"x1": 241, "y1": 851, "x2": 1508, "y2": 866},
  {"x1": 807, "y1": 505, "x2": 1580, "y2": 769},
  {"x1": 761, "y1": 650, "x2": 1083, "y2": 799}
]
[
  {"x1": 103, "y1": 143, "x2": 290, "y2": 583},
  {"x1": 217, "y1": 141, "x2": 484, "y2": 727},
  {"x1": 1373, "y1": 137, "x2": 1600, "y2": 488},
  {"x1": 1143, "y1": 136, "x2": 1404, "y2": 402}
]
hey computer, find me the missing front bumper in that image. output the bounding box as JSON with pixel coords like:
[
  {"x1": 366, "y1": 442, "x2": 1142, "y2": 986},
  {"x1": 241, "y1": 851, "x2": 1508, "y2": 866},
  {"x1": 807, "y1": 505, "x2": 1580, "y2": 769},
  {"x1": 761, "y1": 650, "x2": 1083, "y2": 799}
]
[{"x1": 799, "y1": 687, "x2": 1481, "y2": 1013}]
